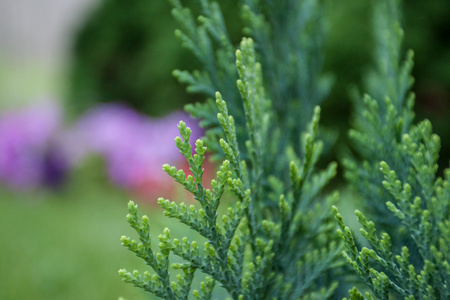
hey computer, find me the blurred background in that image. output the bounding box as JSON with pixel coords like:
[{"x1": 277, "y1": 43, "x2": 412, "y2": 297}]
[{"x1": 0, "y1": 0, "x2": 448, "y2": 299}]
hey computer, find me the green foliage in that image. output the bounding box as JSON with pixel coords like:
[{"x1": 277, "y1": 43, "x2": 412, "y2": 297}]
[
  {"x1": 66, "y1": 0, "x2": 241, "y2": 117},
  {"x1": 241, "y1": 0, "x2": 333, "y2": 149},
  {"x1": 334, "y1": 164, "x2": 449, "y2": 299},
  {"x1": 170, "y1": 0, "x2": 338, "y2": 220},
  {"x1": 335, "y1": 0, "x2": 450, "y2": 298},
  {"x1": 120, "y1": 33, "x2": 341, "y2": 298},
  {"x1": 67, "y1": 0, "x2": 450, "y2": 163},
  {"x1": 67, "y1": 0, "x2": 180, "y2": 116},
  {"x1": 118, "y1": 0, "x2": 449, "y2": 299},
  {"x1": 343, "y1": 0, "x2": 416, "y2": 246},
  {"x1": 172, "y1": 0, "x2": 333, "y2": 162},
  {"x1": 169, "y1": 0, "x2": 245, "y2": 158}
]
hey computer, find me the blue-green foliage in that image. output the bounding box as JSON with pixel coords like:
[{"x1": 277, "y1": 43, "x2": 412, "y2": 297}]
[
  {"x1": 335, "y1": 0, "x2": 450, "y2": 298},
  {"x1": 171, "y1": 0, "x2": 332, "y2": 162},
  {"x1": 334, "y1": 143, "x2": 449, "y2": 298},
  {"x1": 343, "y1": 0, "x2": 415, "y2": 245},
  {"x1": 170, "y1": 0, "x2": 337, "y2": 222},
  {"x1": 241, "y1": 0, "x2": 333, "y2": 151},
  {"x1": 119, "y1": 36, "x2": 341, "y2": 299},
  {"x1": 118, "y1": 0, "x2": 449, "y2": 298},
  {"x1": 169, "y1": 0, "x2": 242, "y2": 158}
]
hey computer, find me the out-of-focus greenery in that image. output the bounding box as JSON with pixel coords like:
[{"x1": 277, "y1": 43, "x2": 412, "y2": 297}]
[
  {"x1": 67, "y1": 0, "x2": 241, "y2": 118},
  {"x1": 67, "y1": 0, "x2": 185, "y2": 117},
  {"x1": 404, "y1": 0, "x2": 450, "y2": 170},
  {"x1": 0, "y1": 161, "x2": 183, "y2": 300},
  {"x1": 0, "y1": 58, "x2": 65, "y2": 111},
  {"x1": 323, "y1": 0, "x2": 450, "y2": 169},
  {"x1": 67, "y1": 0, "x2": 449, "y2": 165}
]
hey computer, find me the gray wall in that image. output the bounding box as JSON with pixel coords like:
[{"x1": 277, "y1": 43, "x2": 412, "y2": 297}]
[
  {"x1": 0, "y1": 0, "x2": 99, "y2": 108},
  {"x1": 0, "y1": 0, "x2": 98, "y2": 63}
]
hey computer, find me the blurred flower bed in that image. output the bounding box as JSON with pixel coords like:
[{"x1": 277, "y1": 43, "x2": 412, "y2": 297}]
[
  {"x1": 0, "y1": 101, "x2": 207, "y2": 201},
  {"x1": 0, "y1": 101, "x2": 66, "y2": 188},
  {"x1": 0, "y1": 101, "x2": 212, "y2": 300}
]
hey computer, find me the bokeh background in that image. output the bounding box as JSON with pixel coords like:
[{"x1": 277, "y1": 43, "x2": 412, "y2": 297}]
[{"x1": 0, "y1": 0, "x2": 448, "y2": 299}]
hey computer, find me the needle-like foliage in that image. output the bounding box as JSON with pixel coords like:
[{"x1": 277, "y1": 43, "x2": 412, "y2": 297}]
[
  {"x1": 171, "y1": 0, "x2": 333, "y2": 162},
  {"x1": 343, "y1": 0, "x2": 415, "y2": 242},
  {"x1": 118, "y1": 0, "x2": 449, "y2": 299},
  {"x1": 335, "y1": 0, "x2": 450, "y2": 298},
  {"x1": 119, "y1": 35, "x2": 341, "y2": 299}
]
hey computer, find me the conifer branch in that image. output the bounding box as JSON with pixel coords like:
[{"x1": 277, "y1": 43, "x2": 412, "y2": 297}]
[{"x1": 337, "y1": 0, "x2": 450, "y2": 298}]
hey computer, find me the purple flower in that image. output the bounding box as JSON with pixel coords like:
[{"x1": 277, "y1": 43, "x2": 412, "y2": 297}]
[
  {"x1": 0, "y1": 101, "x2": 205, "y2": 196},
  {"x1": 0, "y1": 101, "x2": 67, "y2": 189},
  {"x1": 69, "y1": 104, "x2": 203, "y2": 196}
]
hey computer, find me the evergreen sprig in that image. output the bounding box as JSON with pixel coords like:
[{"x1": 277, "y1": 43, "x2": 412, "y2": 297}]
[
  {"x1": 119, "y1": 0, "x2": 448, "y2": 299},
  {"x1": 120, "y1": 36, "x2": 341, "y2": 299},
  {"x1": 343, "y1": 0, "x2": 416, "y2": 246},
  {"x1": 171, "y1": 0, "x2": 334, "y2": 164},
  {"x1": 169, "y1": 0, "x2": 243, "y2": 161},
  {"x1": 241, "y1": 0, "x2": 334, "y2": 152},
  {"x1": 334, "y1": 157, "x2": 449, "y2": 298},
  {"x1": 335, "y1": 0, "x2": 450, "y2": 298}
]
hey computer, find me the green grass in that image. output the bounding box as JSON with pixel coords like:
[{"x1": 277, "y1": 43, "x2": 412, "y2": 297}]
[
  {"x1": 0, "y1": 164, "x2": 179, "y2": 300},
  {"x1": 0, "y1": 57, "x2": 67, "y2": 111}
]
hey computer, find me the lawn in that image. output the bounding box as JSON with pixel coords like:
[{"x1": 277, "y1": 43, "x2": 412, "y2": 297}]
[{"x1": 0, "y1": 163, "x2": 174, "y2": 300}]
